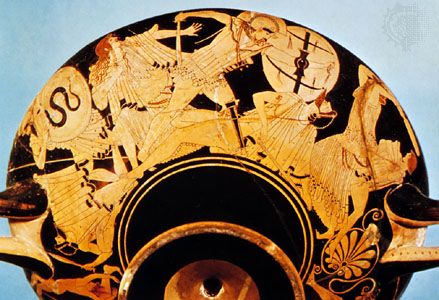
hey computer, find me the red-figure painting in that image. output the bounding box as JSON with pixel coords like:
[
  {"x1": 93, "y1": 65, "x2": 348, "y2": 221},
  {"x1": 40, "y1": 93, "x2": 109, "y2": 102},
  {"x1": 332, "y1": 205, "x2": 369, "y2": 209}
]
[{"x1": 0, "y1": 9, "x2": 437, "y2": 299}]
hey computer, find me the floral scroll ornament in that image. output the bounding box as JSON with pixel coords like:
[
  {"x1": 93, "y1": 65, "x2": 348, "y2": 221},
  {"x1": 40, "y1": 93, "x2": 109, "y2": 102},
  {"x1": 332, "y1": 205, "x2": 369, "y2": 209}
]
[
  {"x1": 324, "y1": 228, "x2": 377, "y2": 280},
  {"x1": 310, "y1": 209, "x2": 383, "y2": 298}
]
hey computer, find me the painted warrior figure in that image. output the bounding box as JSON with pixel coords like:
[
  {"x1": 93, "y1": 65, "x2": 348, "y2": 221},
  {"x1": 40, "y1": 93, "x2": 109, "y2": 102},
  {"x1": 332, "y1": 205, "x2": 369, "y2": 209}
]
[{"x1": 131, "y1": 11, "x2": 289, "y2": 174}]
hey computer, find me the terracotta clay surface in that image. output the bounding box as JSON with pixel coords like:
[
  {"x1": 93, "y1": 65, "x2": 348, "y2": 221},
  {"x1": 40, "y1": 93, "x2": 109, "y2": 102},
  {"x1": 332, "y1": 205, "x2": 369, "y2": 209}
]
[{"x1": 0, "y1": 9, "x2": 438, "y2": 299}]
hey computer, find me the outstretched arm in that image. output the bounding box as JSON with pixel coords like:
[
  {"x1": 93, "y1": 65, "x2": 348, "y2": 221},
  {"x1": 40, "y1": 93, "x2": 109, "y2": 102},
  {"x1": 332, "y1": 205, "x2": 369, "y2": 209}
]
[
  {"x1": 174, "y1": 10, "x2": 232, "y2": 25},
  {"x1": 148, "y1": 23, "x2": 203, "y2": 39}
]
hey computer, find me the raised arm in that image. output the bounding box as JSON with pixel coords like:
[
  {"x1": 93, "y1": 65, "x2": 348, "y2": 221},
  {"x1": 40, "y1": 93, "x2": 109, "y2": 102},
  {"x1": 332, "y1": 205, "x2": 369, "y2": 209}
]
[
  {"x1": 148, "y1": 23, "x2": 203, "y2": 40},
  {"x1": 174, "y1": 10, "x2": 232, "y2": 25}
]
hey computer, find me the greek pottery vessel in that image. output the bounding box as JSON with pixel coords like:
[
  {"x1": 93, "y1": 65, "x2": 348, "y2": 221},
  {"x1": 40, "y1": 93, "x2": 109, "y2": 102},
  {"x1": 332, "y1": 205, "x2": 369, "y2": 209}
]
[{"x1": 0, "y1": 9, "x2": 438, "y2": 299}]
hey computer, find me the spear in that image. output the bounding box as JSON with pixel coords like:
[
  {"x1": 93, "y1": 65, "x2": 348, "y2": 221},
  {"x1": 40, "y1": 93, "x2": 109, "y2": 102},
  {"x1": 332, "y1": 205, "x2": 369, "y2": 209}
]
[{"x1": 176, "y1": 21, "x2": 182, "y2": 65}]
